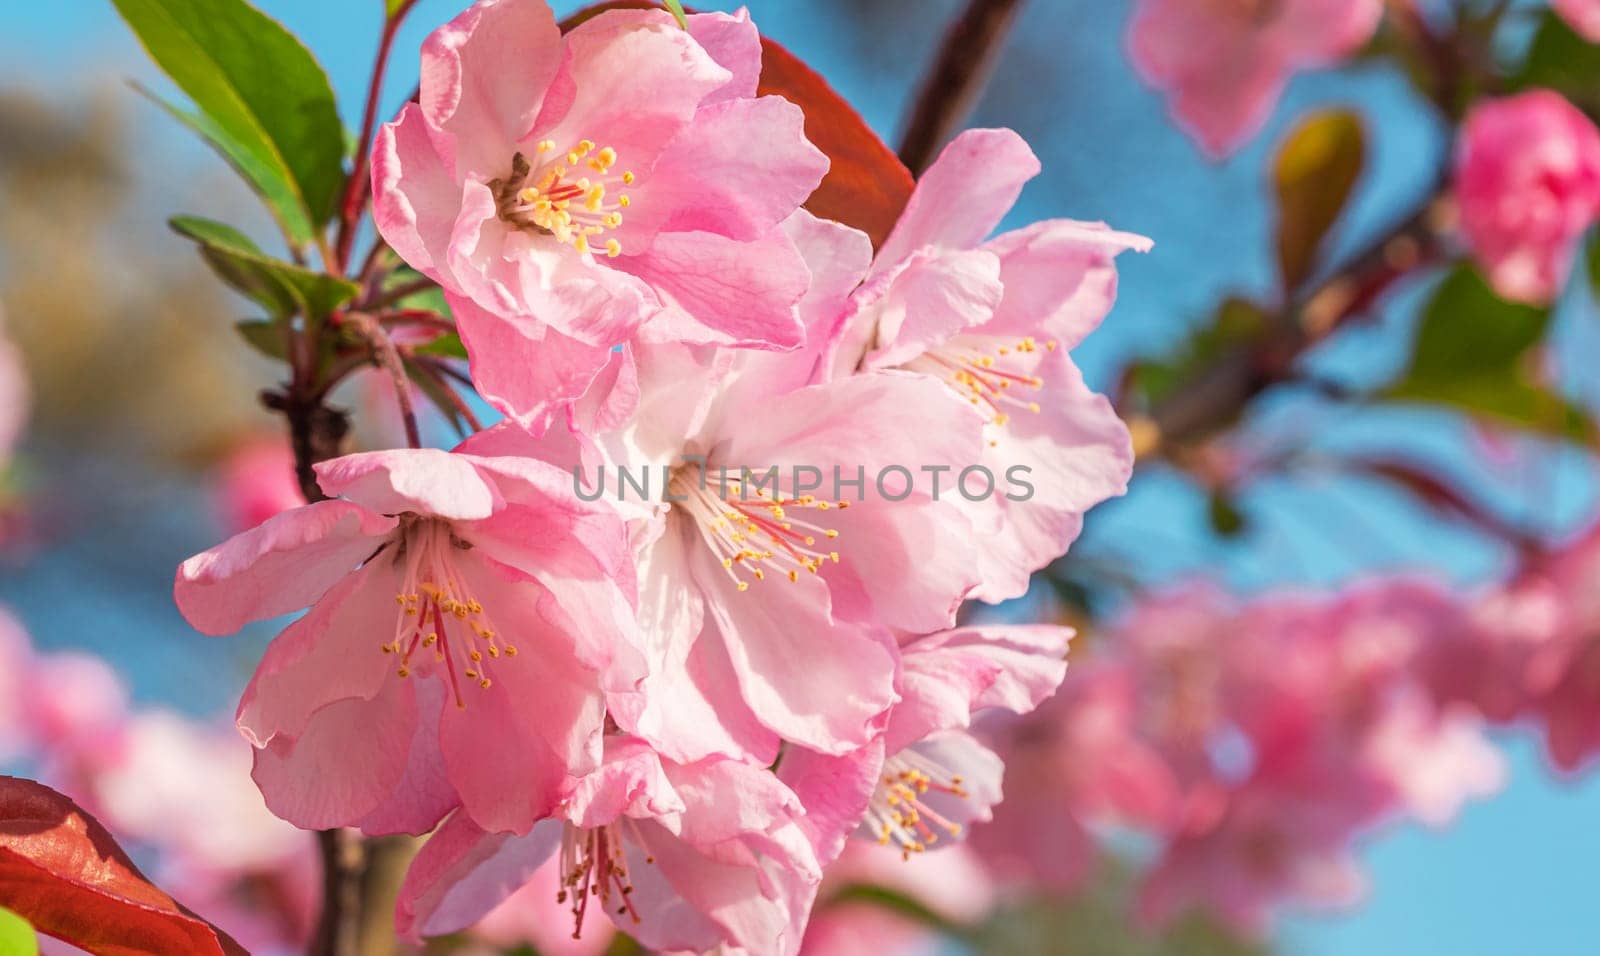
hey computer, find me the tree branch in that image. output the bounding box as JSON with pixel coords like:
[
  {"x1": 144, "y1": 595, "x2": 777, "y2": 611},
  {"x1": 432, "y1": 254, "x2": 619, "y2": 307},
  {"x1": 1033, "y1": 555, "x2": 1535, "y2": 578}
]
[
  {"x1": 898, "y1": 0, "x2": 1028, "y2": 174},
  {"x1": 1134, "y1": 189, "x2": 1450, "y2": 459}
]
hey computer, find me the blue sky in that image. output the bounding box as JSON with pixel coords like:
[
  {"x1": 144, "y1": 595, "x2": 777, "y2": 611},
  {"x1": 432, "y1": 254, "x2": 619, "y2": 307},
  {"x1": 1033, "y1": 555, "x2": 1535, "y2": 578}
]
[{"x1": 2, "y1": 1, "x2": 1598, "y2": 952}]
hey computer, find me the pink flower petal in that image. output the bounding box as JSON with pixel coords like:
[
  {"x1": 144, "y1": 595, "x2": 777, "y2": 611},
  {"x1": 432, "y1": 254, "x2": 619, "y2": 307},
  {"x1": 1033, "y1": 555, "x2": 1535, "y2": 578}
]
[
  {"x1": 174, "y1": 499, "x2": 396, "y2": 635},
  {"x1": 451, "y1": 292, "x2": 616, "y2": 427},
  {"x1": 688, "y1": 10, "x2": 762, "y2": 103},
  {"x1": 889, "y1": 625, "x2": 1072, "y2": 751},
  {"x1": 372, "y1": 103, "x2": 460, "y2": 281},
  {"x1": 314, "y1": 448, "x2": 500, "y2": 520},
  {"x1": 981, "y1": 218, "x2": 1152, "y2": 348},
  {"x1": 235, "y1": 561, "x2": 399, "y2": 747},
  {"x1": 419, "y1": 0, "x2": 564, "y2": 178},
  {"x1": 623, "y1": 228, "x2": 809, "y2": 350},
  {"x1": 639, "y1": 97, "x2": 827, "y2": 241},
  {"x1": 397, "y1": 810, "x2": 563, "y2": 940},
  {"x1": 873, "y1": 128, "x2": 1040, "y2": 270},
  {"x1": 251, "y1": 683, "x2": 419, "y2": 830}
]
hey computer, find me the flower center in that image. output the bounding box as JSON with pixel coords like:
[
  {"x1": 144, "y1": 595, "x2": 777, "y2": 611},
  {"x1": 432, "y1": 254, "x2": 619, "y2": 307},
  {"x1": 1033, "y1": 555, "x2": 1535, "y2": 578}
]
[
  {"x1": 492, "y1": 139, "x2": 634, "y2": 257},
  {"x1": 380, "y1": 517, "x2": 515, "y2": 709},
  {"x1": 901, "y1": 335, "x2": 1055, "y2": 437},
  {"x1": 557, "y1": 821, "x2": 650, "y2": 939},
  {"x1": 668, "y1": 465, "x2": 846, "y2": 593},
  {"x1": 867, "y1": 750, "x2": 971, "y2": 860}
]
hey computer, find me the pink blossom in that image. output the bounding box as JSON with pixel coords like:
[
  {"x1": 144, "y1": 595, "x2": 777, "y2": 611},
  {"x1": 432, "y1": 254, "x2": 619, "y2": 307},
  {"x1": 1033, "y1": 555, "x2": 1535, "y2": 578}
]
[
  {"x1": 856, "y1": 626, "x2": 1072, "y2": 859},
  {"x1": 1455, "y1": 90, "x2": 1600, "y2": 304},
  {"x1": 1503, "y1": 524, "x2": 1600, "y2": 771},
  {"x1": 87, "y1": 712, "x2": 317, "y2": 955},
  {"x1": 1127, "y1": 0, "x2": 1383, "y2": 157},
  {"x1": 462, "y1": 213, "x2": 987, "y2": 764},
  {"x1": 973, "y1": 660, "x2": 1181, "y2": 893},
  {"x1": 213, "y1": 438, "x2": 303, "y2": 533},
  {"x1": 799, "y1": 842, "x2": 994, "y2": 956},
  {"x1": 397, "y1": 736, "x2": 821, "y2": 955},
  {"x1": 828, "y1": 129, "x2": 1145, "y2": 602},
  {"x1": 1120, "y1": 580, "x2": 1501, "y2": 930},
  {"x1": 1362, "y1": 692, "x2": 1504, "y2": 828},
  {"x1": 1136, "y1": 770, "x2": 1368, "y2": 935},
  {"x1": 372, "y1": 0, "x2": 828, "y2": 420},
  {"x1": 173, "y1": 447, "x2": 641, "y2": 835},
  {"x1": 1555, "y1": 0, "x2": 1600, "y2": 41},
  {"x1": 0, "y1": 606, "x2": 34, "y2": 761},
  {"x1": 798, "y1": 905, "x2": 939, "y2": 956},
  {"x1": 470, "y1": 858, "x2": 616, "y2": 956}
]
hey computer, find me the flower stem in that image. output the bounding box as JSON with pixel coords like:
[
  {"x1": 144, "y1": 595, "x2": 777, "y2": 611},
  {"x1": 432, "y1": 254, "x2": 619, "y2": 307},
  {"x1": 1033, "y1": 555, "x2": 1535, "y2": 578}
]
[
  {"x1": 335, "y1": 0, "x2": 419, "y2": 273},
  {"x1": 346, "y1": 311, "x2": 423, "y2": 450}
]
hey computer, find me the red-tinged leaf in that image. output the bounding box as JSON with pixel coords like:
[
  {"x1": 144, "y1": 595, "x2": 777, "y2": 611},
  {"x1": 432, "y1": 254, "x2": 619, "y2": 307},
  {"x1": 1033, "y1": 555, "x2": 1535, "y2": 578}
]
[
  {"x1": 0, "y1": 776, "x2": 247, "y2": 956},
  {"x1": 756, "y1": 40, "x2": 914, "y2": 248},
  {"x1": 560, "y1": 2, "x2": 914, "y2": 247}
]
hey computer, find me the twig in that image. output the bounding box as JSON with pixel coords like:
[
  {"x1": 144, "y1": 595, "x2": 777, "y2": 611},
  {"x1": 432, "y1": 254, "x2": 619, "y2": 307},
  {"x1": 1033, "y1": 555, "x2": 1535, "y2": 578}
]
[
  {"x1": 407, "y1": 354, "x2": 485, "y2": 434},
  {"x1": 1135, "y1": 187, "x2": 1449, "y2": 458},
  {"x1": 346, "y1": 311, "x2": 423, "y2": 449},
  {"x1": 309, "y1": 830, "x2": 364, "y2": 956},
  {"x1": 897, "y1": 0, "x2": 1028, "y2": 174},
  {"x1": 335, "y1": 1, "x2": 419, "y2": 272}
]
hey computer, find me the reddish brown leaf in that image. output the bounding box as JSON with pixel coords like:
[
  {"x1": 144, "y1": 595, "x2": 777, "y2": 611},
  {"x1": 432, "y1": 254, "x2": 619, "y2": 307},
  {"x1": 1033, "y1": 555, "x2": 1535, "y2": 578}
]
[
  {"x1": 0, "y1": 776, "x2": 246, "y2": 956},
  {"x1": 560, "y1": 2, "x2": 914, "y2": 247},
  {"x1": 756, "y1": 41, "x2": 914, "y2": 248}
]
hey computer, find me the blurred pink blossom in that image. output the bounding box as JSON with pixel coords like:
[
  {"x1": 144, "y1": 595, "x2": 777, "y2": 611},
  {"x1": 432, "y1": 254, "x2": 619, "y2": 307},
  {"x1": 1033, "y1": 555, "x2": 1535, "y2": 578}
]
[
  {"x1": 214, "y1": 438, "x2": 303, "y2": 533},
  {"x1": 1126, "y1": 0, "x2": 1382, "y2": 157},
  {"x1": 974, "y1": 659, "x2": 1181, "y2": 894},
  {"x1": 1555, "y1": 0, "x2": 1600, "y2": 41},
  {"x1": 1455, "y1": 90, "x2": 1600, "y2": 304},
  {"x1": 88, "y1": 713, "x2": 317, "y2": 955},
  {"x1": 470, "y1": 858, "x2": 616, "y2": 956},
  {"x1": 799, "y1": 842, "x2": 994, "y2": 956}
]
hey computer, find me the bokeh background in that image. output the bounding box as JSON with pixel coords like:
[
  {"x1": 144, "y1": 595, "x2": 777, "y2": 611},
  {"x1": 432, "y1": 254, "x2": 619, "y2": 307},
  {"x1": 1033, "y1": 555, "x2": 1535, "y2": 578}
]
[{"x1": 1, "y1": 1, "x2": 1596, "y2": 953}]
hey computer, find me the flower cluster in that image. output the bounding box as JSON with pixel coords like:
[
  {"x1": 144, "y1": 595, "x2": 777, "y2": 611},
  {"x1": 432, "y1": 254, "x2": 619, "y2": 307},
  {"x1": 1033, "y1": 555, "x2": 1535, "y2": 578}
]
[
  {"x1": 972, "y1": 579, "x2": 1506, "y2": 934},
  {"x1": 171, "y1": 1, "x2": 1146, "y2": 951}
]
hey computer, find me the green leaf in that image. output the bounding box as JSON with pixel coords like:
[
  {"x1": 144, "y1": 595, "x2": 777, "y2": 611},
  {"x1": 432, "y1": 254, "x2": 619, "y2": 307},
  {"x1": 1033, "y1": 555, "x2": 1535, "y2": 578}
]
[
  {"x1": 1274, "y1": 109, "x2": 1365, "y2": 289},
  {"x1": 414, "y1": 331, "x2": 468, "y2": 360},
  {"x1": 133, "y1": 83, "x2": 312, "y2": 246},
  {"x1": 112, "y1": 0, "x2": 345, "y2": 246},
  {"x1": 234, "y1": 318, "x2": 290, "y2": 360},
  {"x1": 0, "y1": 907, "x2": 37, "y2": 956},
  {"x1": 1514, "y1": 11, "x2": 1600, "y2": 114},
  {"x1": 1388, "y1": 264, "x2": 1593, "y2": 441},
  {"x1": 662, "y1": 0, "x2": 688, "y2": 29},
  {"x1": 1208, "y1": 491, "x2": 1247, "y2": 538},
  {"x1": 170, "y1": 215, "x2": 360, "y2": 320}
]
